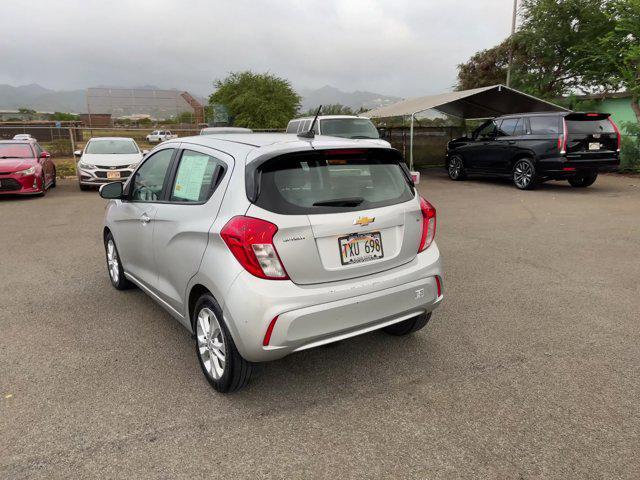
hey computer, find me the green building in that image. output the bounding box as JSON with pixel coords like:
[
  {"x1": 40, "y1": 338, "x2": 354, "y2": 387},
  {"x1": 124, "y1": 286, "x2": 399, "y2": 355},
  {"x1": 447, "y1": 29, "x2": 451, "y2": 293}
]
[{"x1": 579, "y1": 92, "x2": 639, "y2": 135}]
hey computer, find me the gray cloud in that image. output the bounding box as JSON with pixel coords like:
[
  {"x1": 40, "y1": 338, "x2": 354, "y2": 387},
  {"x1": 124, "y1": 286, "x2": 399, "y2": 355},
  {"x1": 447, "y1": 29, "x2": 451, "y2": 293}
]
[{"x1": 0, "y1": 0, "x2": 515, "y2": 97}]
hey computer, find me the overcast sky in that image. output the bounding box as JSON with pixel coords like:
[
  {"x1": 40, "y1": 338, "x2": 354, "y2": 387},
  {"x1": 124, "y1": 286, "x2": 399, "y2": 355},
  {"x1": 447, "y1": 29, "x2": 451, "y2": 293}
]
[{"x1": 1, "y1": 0, "x2": 515, "y2": 98}]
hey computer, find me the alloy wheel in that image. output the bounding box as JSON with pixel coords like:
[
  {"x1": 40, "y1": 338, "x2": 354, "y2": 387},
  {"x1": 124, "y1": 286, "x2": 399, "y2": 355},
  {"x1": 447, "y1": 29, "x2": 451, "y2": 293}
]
[
  {"x1": 106, "y1": 239, "x2": 119, "y2": 284},
  {"x1": 196, "y1": 307, "x2": 226, "y2": 380},
  {"x1": 513, "y1": 160, "x2": 533, "y2": 189},
  {"x1": 448, "y1": 157, "x2": 462, "y2": 179}
]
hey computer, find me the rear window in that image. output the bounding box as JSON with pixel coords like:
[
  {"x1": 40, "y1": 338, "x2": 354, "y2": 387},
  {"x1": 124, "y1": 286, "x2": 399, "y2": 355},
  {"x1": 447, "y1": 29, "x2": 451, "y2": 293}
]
[
  {"x1": 286, "y1": 121, "x2": 300, "y2": 134},
  {"x1": 253, "y1": 149, "x2": 414, "y2": 214},
  {"x1": 320, "y1": 118, "x2": 380, "y2": 139},
  {"x1": 566, "y1": 118, "x2": 614, "y2": 134},
  {"x1": 529, "y1": 116, "x2": 560, "y2": 134}
]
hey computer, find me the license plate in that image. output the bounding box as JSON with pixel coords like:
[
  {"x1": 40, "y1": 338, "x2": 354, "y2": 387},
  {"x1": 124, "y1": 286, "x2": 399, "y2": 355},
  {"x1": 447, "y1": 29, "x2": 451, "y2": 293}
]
[
  {"x1": 106, "y1": 171, "x2": 121, "y2": 179},
  {"x1": 588, "y1": 142, "x2": 601, "y2": 151},
  {"x1": 339, "y1": 231, "x2": 384, "y2": 265}
]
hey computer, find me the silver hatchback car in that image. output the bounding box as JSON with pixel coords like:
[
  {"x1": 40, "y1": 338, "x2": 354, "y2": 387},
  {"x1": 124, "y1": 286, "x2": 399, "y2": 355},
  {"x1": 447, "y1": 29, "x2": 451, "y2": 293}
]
[{"x1": 100, "y1": 134, "x2": 443, "y2": 392}]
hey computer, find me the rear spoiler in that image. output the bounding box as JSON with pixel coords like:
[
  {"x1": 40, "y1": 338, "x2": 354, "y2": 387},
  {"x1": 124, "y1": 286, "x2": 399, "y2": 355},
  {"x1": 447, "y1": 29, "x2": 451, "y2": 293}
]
[{"x1": 565, "y1": 112, "x2": 611, "y2": 121}]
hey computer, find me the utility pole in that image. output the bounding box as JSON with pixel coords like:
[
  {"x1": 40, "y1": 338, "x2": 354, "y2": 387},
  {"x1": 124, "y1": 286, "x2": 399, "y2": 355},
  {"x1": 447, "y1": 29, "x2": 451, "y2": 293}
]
[{"x1": 506, "y1": 0, "x2": 518, "y2": 87}]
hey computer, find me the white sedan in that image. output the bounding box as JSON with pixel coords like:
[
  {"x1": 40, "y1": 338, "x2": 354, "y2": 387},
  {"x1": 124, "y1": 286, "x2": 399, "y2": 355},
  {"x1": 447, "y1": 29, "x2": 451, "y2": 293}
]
[{"x1": 75, "y1": 137, "x2": 147, "y2": 191}]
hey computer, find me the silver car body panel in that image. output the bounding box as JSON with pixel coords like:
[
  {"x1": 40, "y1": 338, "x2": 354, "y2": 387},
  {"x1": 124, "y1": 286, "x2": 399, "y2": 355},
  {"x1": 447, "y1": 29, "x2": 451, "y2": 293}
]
[{"x1": 104, "y1": 134, "x2": 442, "y2": 362}]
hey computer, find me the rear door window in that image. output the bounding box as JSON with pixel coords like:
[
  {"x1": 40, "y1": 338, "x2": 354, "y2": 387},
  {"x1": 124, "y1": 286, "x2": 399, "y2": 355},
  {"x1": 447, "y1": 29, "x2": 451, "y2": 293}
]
[
  {"x1": 170, "y1": 150, "x2": 224, "y2": 203},
  {"x1": 253, "y1": 149, "x2": 414, "y2": 215},
  {"x1": 498, "y1": 118, "x2": 518, "y2": 136},
  {"x1": 529, "y1": 116, "x2": 560, "y2": 134}
]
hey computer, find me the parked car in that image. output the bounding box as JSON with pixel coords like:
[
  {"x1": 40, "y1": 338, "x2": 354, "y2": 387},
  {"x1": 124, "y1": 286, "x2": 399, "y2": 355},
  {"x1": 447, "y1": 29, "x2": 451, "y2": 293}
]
[
  {"x1": 445, "y1": 112, "x2": 621, "y2": 189},
  {"x1": 200, "y1": 127, "x2": 253, "y2": 135},
  {"x1": 146, "y1": 130, "x2": 177, "y2": 143},
  {"x1": 75, "y1": 137, "x2": 147, "y2": 191},
  {"x1": 286, "y1": 115, "x2": 390, "y2": 146},
  {"x1": 13, "y1": 134, "x2": 34, "y2": 140},
  {"x1": 99, "y1": 134, "x2": 443, "y2": 392},
  {"x1": 0, "y1": 139, "x2": 55, "y2": 196}
]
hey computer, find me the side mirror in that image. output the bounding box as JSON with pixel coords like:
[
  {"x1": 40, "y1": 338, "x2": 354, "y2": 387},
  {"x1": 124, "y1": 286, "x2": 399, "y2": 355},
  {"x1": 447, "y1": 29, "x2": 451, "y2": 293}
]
[
  {"x1": 99, "y1": 182, "x2": 124, "y2": 199},
  {"x1": 74, "y1": 150, "x2": 82, "y2": 157},
  {"x1": 40, "y1": 151, "x2": 51, "y2": 158}
]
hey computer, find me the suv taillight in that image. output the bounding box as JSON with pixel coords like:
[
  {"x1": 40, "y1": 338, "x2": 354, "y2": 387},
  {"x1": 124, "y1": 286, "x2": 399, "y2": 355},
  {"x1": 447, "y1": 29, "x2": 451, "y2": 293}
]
[
  {"x1": 608, "y1": 117, "x2": 621, "y2": 152},
  {"x1": 558, "y1": 118, "x2": 568, "y2": 154},
  {"x1": 418, "y1": 197, "x2": 436, "y2": 252},
  {"x1": 220, "y1": 216, "x2": 289, "y2": 280}
]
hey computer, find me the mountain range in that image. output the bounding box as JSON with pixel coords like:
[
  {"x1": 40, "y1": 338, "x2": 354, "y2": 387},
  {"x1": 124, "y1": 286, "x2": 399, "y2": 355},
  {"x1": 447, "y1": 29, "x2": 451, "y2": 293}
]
[{"x1": 0, "y1": 83, "x2": 400, "y2": 114}]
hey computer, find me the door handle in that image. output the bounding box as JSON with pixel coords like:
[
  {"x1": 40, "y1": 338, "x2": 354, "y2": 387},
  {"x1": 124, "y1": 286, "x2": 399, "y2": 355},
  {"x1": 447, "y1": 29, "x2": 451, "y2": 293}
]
[{"x1": 140, "y1": 213, "x2": 151, "y2": 224}]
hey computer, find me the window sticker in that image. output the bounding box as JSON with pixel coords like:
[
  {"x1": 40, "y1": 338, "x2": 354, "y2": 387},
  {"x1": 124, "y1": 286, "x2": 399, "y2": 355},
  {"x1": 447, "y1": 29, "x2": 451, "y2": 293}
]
[{"x1": 173, "y1": 153, "x2": 210, "y2": 201}]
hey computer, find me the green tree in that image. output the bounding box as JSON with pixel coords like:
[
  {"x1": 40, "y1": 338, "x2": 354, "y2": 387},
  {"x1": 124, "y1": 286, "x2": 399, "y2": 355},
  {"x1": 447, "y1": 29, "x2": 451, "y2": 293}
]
[
  {"x1": 574, "y1": 0, "x2": 640, "y2": 122},
  {"x1": 209, "y1": 71, "x2": 300, "y2": 129},
  {"x1": 457, "y1": 0, "x2": 615, "y2": 99}
]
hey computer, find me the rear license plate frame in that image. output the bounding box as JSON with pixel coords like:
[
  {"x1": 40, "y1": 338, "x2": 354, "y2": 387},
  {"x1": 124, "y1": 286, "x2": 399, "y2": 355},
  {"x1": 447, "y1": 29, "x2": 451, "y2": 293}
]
[{"x1": 338, "y1": 231, "x2": 384, "y2": 265}]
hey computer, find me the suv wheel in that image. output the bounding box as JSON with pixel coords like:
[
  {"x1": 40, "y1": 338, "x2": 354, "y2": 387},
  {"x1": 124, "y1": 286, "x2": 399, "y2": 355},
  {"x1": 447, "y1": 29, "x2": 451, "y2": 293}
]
[
  {"x1": 383, "y1": 312, "x2": 431, "y2": 336},
  {"x1": 447, "y1": 155, "x2": 466, "y2": 180},
  {"x1": 512, "y1": 158, "x2": 537, "y2": 190},
  {"x1": 105, "y1": 233, "x2": 132, "y2": 290},
  {"x1": 568, "y1": 172, "x2": 598, "y2": 188},
  {"x1": 194, "y1": 294, "x2": 253, "y2": 393}
]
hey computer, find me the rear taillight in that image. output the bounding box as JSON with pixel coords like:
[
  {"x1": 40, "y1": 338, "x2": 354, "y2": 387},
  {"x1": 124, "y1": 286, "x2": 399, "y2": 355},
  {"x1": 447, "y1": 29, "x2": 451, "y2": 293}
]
[
  {"x1": 608, "y1": 117, "x2": 621, "y2": 152},
  {"x1": 418, "y1": 197, "x2": 436, "y2": 252},
  {"x1": 559, "y1": 118, "x2": 568, "y2": 154},
  {"x1": 220, "y1": 216, "x2": 289, "y2": 280}
]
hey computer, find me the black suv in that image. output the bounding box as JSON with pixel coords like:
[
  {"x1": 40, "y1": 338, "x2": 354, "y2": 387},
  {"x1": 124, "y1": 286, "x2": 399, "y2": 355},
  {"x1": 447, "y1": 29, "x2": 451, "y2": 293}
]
[{"x1": 445, "y1": 112, "x2": 621, "y2": 189}]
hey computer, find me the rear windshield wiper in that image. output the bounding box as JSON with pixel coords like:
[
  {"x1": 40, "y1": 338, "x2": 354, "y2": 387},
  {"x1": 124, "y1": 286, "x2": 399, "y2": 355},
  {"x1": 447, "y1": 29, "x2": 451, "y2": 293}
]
[{"x1": 313, "y1": 197, "x2": 364, "y2": 207}]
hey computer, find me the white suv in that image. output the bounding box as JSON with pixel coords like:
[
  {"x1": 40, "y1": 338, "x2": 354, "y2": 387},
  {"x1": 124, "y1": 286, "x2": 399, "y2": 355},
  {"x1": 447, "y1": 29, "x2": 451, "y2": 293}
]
[
  {"x1": 286, "y1": 115, "x2": 390, "y2": 147},
  {"x1": 99, "y1": 133, "x2": 442, "y2": 392}
]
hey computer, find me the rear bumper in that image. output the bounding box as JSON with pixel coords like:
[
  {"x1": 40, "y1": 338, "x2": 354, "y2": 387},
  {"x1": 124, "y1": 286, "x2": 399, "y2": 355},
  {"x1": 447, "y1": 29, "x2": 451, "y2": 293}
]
[
  {"x1": 538, "y1": 155, "x2": 619, "y2": 176},
  {"x1": 223, "y1": 243, "x2": 443, "y2": 362}
]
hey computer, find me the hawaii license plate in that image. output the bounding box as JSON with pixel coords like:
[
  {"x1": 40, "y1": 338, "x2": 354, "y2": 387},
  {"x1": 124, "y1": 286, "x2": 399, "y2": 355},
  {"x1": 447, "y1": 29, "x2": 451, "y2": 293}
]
[
  {"x1": 339, "y1": 231, "x2": 384, "y2": 265},
  {"x1": 106, "y1": 171, "x2": 121, "y2": 179}
]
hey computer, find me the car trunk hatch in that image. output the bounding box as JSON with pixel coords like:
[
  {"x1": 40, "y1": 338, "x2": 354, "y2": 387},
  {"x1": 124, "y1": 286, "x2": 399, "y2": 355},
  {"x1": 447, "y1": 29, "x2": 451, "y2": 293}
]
[
  {"x1": 564, "y1": 113, "x2": 618, "y2": 157},
  {"x1": 246, "y1": 148, "x2": 421, "y2": 285}
]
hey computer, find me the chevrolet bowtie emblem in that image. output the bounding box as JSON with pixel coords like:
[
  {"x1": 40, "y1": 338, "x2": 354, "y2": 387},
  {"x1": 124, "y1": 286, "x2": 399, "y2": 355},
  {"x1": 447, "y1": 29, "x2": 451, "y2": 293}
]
[{"x1": 354, "y1": 216, "x2": 375, "y2": 227}]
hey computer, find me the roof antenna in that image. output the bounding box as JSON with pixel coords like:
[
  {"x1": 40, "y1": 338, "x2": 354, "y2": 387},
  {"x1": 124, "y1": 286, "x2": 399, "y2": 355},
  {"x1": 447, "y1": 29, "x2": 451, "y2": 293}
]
[{"x1": 298, "y1": 105, "x2": 322, "y2": 139}]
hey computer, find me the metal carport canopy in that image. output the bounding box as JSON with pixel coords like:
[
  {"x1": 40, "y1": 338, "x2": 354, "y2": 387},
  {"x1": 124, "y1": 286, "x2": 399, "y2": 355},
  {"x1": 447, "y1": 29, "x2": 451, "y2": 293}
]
[{"x1": 361, "y1": 84, "x2": 569, "y2": 169}]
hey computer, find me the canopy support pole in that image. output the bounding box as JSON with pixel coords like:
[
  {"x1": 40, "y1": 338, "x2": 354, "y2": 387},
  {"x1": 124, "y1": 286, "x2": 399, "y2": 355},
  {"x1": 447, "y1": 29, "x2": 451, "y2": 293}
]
[{"x1": 409, "y1": 113, "x2": 415, "y2": 171}]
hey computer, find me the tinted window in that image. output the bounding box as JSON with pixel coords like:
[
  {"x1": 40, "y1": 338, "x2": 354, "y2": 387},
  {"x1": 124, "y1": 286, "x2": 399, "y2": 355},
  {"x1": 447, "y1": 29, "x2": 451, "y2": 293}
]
[
  {"x1": 86, "y1": 140, "x2": 139, "y2": 154},
  {"x1": 254, "y1": 150, "x2": 414, "y2": 215},
  {"x1": 286, "y1": 121, "x2": 300, "y2": 134},
  {"x1": 529, "y1": 116, "x2": 560, "y2": 134},
  {"x1": 319, "y1": 118, "x2": 380, "y2": 139},
  {"x1": 131, "y1": 149, "x2": 174, "y2": 201},
  {"x1": 498, "y1": 118, "x2": 518, "y2": 136},
  {"x1": 170, "y1": 150, "x2": 224, "y2": 203},
  {"x1": 566, "y1": 119, "x2": 614, "y2": 134},
  {"x1": 475, "y1": 121, "x2": 497, "y2": 139},
  {"x1": 512, "y1": 118, "x2": 526, "y2": 136}
]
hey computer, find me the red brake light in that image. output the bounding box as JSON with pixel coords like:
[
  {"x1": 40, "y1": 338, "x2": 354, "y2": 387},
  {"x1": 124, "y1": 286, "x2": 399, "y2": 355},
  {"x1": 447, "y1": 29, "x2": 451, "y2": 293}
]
[
  {"x1": 418, "y1": 197, "x2": 436, "y2": 252},
  {"x1": 435, "y1": 276, "x2": 442, "y2": 297},
  {"x1": 608, "y1": 117, "x2": 621, "y2": 152},
  {"x1": 220, "y1": 216, "x2": 289, "y2": 280}
]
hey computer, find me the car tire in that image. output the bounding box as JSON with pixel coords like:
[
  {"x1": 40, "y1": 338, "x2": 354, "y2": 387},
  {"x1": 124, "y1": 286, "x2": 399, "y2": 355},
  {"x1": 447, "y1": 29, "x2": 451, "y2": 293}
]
[
  {"x1": 512, "y1": 158, "x2": 538, "y2": 190},
  {"x1": 104, "y1": 232, "x2": 133, "y2": 290},
  {"x1": 383, "y1": 312, "x2": 431, "y2": 336},
  {"x1": 193, "y1": 293, "x2": 253, "y2": 393},
  {"x1": 79, "y1": 183, "x2": 91, "y2": 191},
  {"x1": 568, "y1": 172, "x2": 598, "y2": 188},
  {"x1": 51, "y1": 168, "x2": 57, "y2": 188},
  {"x1": 37, "y1": 174, "x2": 47, "y2": 196},
  {"x1": 447, "y1": 155, "x2": 466, "y2": 180}
]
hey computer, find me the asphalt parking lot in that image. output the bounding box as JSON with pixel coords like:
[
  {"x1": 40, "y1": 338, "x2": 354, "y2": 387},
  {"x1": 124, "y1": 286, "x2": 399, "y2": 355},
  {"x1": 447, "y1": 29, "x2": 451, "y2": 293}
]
[{"x1": 1, "y1": 172, "x2": 639, "y2": 479}]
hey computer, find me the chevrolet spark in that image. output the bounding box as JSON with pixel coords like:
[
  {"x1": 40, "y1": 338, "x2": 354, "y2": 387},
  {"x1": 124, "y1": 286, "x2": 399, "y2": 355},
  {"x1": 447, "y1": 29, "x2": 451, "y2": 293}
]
[{"x1": 100, "y1": 134, "x2": 443, "y2": 392}]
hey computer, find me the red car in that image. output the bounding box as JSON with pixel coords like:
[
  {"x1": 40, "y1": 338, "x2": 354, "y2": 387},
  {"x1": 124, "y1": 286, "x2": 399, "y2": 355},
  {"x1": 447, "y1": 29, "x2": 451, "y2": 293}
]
[{"x1": 0, "y1": 140, "x2": 56, "y2": 196}]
